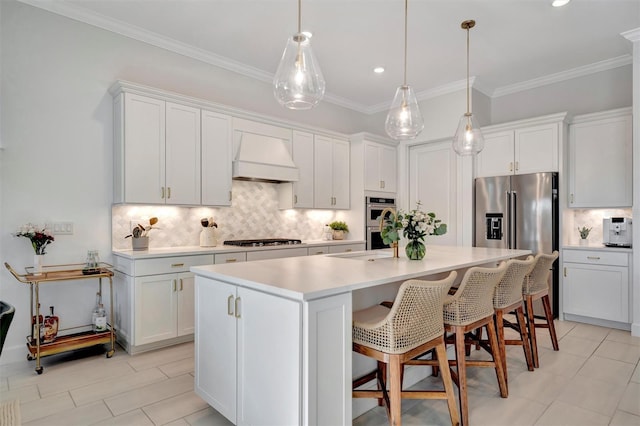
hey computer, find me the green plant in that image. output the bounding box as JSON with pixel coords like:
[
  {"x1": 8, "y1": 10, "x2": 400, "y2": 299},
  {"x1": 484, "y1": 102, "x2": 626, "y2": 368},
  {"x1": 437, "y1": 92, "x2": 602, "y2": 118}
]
[
  {"x1": 578, "y1": 226, "x2": 591, "y2": 239},
  {"x1": 381, "y1": 202, "x2": 447, "y2": 245},
  {"x1": 328, "y1": 221, "x2": 349, "y2": 232}
]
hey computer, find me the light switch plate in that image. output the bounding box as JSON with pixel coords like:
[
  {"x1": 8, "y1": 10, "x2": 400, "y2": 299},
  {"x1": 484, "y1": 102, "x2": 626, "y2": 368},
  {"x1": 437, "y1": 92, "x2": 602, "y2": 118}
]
[{"x1": 50, "y1": 222, "x2": 74, "y2": 235}]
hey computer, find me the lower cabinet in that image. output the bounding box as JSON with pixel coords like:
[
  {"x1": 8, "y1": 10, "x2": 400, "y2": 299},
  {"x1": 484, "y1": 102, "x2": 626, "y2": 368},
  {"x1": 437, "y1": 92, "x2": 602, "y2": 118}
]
[
  {"x1": 195, "y1": 276, "x2": 301, "y2": 425},
  {"x1": 328, "y1": 243, "x2": 365, "y2": 254},
  {"x1": 113, "y1": 254, "x2": 213, "y2": 353},
  {"x1": 562, "y1": 248, "x2": 630, "y2": 325}
]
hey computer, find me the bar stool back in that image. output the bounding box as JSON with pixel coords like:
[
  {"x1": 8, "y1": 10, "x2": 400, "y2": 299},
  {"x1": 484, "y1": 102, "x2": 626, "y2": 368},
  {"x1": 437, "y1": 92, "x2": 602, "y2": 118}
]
[
  {"x1": 352, "y1": 272, "x2": 460, "y2": 426},
  {"x1": 523, "y1": 251, "x2": 560, "y2": 368}
]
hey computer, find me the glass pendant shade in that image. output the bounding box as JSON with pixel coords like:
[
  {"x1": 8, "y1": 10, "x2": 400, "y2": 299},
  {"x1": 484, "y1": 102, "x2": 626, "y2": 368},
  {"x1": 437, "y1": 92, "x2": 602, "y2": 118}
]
[
  {"x1": 385, "y1": 85, "x2": 424, "y2": 140},
  {"x1": 273, "y1": 33, "x2": 325, "y2": 110},
  {"x1": 452, "y1": 112, "x2": 485, "y2": 156}
]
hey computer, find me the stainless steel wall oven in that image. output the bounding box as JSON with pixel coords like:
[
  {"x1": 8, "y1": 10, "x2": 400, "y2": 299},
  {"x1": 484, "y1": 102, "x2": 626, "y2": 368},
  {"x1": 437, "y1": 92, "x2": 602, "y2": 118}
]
[{"x1": 365, "y1": 197, "x2": 396, "y2": 250}]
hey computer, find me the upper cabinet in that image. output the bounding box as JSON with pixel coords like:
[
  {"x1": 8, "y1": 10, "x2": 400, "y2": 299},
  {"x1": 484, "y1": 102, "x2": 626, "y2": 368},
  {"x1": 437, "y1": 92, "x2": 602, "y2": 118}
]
[
  {"x1": 476, "y1": 113, "x2": 565, "y2": 178},
  {"x1": 314, "y1": 136, "x2": 350, "y2": 209},
  {"x1": 111, "y1": 82, "x2": 232, "y2": 206},
  {"x1": 278, "y1": 131, "x2": 314, "y2": 209},
  {"x1": 568, "y1": 108, "x2": 632, "y2": 208},
  {"x1": 364, "y1": 141, "x2": 397, "y2": 193}
]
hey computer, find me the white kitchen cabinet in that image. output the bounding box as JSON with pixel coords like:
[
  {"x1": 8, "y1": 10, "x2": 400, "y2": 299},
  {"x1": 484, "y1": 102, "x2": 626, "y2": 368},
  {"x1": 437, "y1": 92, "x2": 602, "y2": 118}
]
[
  {"x1": 568, "y1": 108, "x2": 632, "y2": 208},
  {"x1": 278, "y1": 130, "x2": 315, "y2": 209},
  {"x1": 195, "y1": 276, "x2": 301, "y2": 425},
  {"x1": 476, "y1": 114, "x2": 565, "y2": 178},
  {"x1": 214, "y1": 252, "x2": 247, "y2": 264},
  {"x1": 364, "y1": 141, "x2": 397, "y2": 193},
  {"x1": 246, "y1": 247, "x2": 308, "y2": 261},
  {"x1": 113, "y1": 92, "x2": 201, "y2": 205},
  {"x1": 308, "y1": 246, "x2": 329, "y2": 255},
  {"x1": 314, "y1": 136, "x2": 350, "y2": 209},
  {"x1": 112, "y1": 253, "x2": 213, "y2": 353},
  {"x1": 562, "y1": 248, "x2": 631, "y2": 327},
  {"x1": 328, "y1": 243, "x2": 365, "y2": 254},
  {"x1": 202, "y1": 110, "x2": 233, "y2": 206}
]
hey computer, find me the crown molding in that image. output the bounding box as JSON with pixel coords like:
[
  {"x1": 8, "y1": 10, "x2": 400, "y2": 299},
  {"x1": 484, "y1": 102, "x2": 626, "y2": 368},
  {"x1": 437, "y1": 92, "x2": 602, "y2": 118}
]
[
  {"x1": 492, "y1": 55, "x2": 632, "y2": 98},
  {"x1": 622, "y1": 28, "x2": 640, "y2": 42}
]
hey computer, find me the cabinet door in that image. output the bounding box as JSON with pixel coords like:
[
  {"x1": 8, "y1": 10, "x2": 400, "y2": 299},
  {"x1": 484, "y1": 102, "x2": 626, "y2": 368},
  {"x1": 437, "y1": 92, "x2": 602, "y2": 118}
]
[
  {"x1": 327, "y1": 243, "x2": 365, "y2": 254},
  {"x1": 379, "y1": 145, "x2": 397, "y2": 193},
  {"x1": 202, "y1": 110, "x2": 233, "y2": 206},
  {"x1": 176, "y1": 272, "x2": 195, "y2": 336},
  {"x1": 563, "y1": 263, "x2": 629, "y2": 322},
  {"x1": 236, "y1": 287, "x2": 301, "y2": 425},
  {"x1": 332, "y1": 139, "x2": 350, "y2": 209},
  {"x1": 515, "y1": 123, "x2": 558, "y2": 175},
  {"x1": 313, "y1": 135, "x2": 334, "y2": 208},
  {"x1": 165, "y1": 102, "x2": 201, "y2": 205},
  {"x1": 194, "y1": 277, "x2": 237, "y2": 423},
  {"x1": 292, "y1": 131, "x2": 314, "y2": 208},
  {"x1": 409, "y1": 142, "x2": 458, "y2": 246},
  {"x1": 134, "y1": 275, "x2": 177, "y2": 345},
  {"x1": 568, "y1": 114, "x2": 632, "y2": 207},
  {"x1": 123, "y1": 94, "x2": 166, "y2": 203},
  {"x1": 363, "y1": 143, "x2": 381, "y2": 191},
  {"x1": 475, "y1": 131, "x2": 514, "y2": 178}
]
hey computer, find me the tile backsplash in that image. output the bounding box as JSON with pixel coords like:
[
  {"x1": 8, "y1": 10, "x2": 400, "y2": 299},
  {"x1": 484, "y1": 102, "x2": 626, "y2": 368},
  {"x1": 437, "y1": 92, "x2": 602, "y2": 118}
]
[
  {"x1": 112, "y1": 181, "x2": 340, "y2": 250},
  {"x1": 566, "y1": 208, "x2": 632, "y2": 245}
]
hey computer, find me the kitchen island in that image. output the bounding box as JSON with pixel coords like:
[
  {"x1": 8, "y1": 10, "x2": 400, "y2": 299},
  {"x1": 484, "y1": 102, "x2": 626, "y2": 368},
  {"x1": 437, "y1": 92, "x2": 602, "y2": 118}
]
[{"x1": 191, "y1": 245, "x2": 531, "y2": 425}]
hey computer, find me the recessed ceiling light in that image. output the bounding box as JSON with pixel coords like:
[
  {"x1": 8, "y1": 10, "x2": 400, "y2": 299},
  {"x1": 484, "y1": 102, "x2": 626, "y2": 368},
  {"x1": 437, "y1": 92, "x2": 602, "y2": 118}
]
[
  {"x1": 373, "y1": 67, "x2": 385, "y2": 74},
  {"x1": 551, "y1": 0, "x2": 570, "y2": 7}
]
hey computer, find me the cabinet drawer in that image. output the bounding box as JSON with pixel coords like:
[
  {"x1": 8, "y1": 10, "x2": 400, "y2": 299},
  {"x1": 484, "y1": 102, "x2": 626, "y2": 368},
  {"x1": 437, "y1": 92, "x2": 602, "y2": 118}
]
[
  {"x1": 135, "y1": 255, "x2": 214, "y2": 276},
  {"x1": 214, "y1": 252, "x2": 247, "y2": 264},
  {"x1": 247, "y1": 247, "x2": 308, "y2": 261},
  {"x1": 308, "y1": 246, "x2": 329, "y2": 256},
  {"x1": 563, "y1": 249, "x2": 628, "y2": 266},
  {"x1": 328, "y1": 243, "x2": 365, "y2": 254}
]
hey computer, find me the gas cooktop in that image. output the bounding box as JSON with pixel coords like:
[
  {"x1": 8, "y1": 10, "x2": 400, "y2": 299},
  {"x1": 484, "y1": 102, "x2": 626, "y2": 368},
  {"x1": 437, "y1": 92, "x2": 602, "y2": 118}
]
[{"x1": 223, "y1": 238, "x2": 303, "y2": 247}]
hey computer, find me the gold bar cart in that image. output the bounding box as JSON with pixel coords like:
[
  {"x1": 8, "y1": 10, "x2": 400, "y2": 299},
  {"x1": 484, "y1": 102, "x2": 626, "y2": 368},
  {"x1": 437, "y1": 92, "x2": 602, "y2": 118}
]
[{"x1": 4, "y1": 262, "x2": 116, "y2": 374}]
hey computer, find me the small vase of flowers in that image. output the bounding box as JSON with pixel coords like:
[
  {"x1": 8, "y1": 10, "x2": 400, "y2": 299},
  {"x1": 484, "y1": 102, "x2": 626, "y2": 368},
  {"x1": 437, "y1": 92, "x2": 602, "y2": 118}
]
[
  {"x1": 15, "y1": 224, "x2": 55, "y2": 275},
  {"x1": 381, "y1": 202, "x2": 447, "y2": 260},
  {"x1": 578, "y1": 226, "x2": 591, "y2": 246},
  {"x1": 328, "y1": 221, "x2": 349, "y2": 240}
]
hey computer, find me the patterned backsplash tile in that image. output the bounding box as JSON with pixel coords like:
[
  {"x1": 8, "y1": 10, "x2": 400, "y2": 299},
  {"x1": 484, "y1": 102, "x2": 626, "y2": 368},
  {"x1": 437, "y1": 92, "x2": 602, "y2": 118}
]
[
  {"x1": 569, "y1": 208, "x2": 632, "y2": 245},
  {"x1": 112, "y1": 181, "x2": 338, "y2": 249}
]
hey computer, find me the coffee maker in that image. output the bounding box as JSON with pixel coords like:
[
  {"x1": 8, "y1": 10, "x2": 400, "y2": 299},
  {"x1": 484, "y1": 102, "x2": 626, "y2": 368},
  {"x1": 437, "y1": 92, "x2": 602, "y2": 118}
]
[{"x1": 603, "y1": 217, "x2": 632, "y2": 248}]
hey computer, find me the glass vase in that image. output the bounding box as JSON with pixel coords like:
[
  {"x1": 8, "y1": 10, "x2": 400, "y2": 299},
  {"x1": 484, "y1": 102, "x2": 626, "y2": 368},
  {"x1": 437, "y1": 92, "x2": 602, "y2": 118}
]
[{"x1": 405, "y1": 239, "x2": 426, "y2": 260}]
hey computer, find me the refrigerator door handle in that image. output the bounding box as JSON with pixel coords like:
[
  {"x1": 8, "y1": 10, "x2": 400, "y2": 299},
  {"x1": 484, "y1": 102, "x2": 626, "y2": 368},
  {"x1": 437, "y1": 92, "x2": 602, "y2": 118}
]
[
  {"x1": 506, "y1": 190, "x2": 511, "y2": 248},
  {"x1": 510, "y1": 191, "x2": 517, "y2": 249}
]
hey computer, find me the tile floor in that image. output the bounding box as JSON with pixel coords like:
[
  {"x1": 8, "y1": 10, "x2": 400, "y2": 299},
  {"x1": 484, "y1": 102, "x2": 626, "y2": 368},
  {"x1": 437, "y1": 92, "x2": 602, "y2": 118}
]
[{"x1": 0, "y1": 319, "x2": 638, "y2": 425}]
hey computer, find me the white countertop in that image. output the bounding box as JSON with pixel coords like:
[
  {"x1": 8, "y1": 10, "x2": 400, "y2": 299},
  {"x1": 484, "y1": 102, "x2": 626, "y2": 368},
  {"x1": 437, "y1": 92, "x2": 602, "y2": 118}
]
[
  {"x1": 112, "y1": 239, "x2": 365, "y2": 260},
  {"x1": 191, "y1": 245, "x2": 531, "y2": 301},
  {"x1": 563, "y1": 244, "x2": 632, "y2": 253}
]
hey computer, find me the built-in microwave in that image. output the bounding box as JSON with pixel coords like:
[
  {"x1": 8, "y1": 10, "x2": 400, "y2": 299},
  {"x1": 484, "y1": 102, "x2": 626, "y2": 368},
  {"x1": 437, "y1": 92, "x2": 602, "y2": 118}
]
[{"x1": 365, "y1": 197, "x2": 396, "y2": 250}]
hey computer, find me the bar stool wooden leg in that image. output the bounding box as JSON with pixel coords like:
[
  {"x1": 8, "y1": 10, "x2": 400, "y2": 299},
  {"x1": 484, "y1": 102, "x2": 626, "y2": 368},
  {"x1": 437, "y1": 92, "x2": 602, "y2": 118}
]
[
  {"x1": 377, "y1": 361, "x2": 387, "y2": 406},
  {"x1": 515, "y1": 306, "x2": 534, "y2": 371},
  {"x1": 453, "y1": 326, "x2": 469, "y2": 426},
  {"x1": 389, "y1": 354, "x2": 403, "y2": 426},
  {"x1": 486, "y1": 320, "x2": 508, "y2": 398},
  {"x1": 542, "y1": 295, "x2": 559, "y2": 351},
  {"x1": 435, "y1": 342, "x2": 461, "y2": 426},
  {"x1": 495, "y1": 310, "x2": 508, "y2": 384},
  {"x1": 525, "y1": 295, "x2": 540, "y2": 368}
]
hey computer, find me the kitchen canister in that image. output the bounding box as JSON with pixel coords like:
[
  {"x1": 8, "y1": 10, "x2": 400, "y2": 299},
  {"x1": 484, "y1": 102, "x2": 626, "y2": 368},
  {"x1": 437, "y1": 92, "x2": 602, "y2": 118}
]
[{"x1": 200, "y1": 227, "x2": 218, "y2": 247}]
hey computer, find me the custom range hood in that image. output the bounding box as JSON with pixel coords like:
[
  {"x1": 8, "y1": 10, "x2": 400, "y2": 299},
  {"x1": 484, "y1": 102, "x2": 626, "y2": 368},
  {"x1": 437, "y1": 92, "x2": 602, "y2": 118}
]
[{"x1": 232, "y1": 131, "x2": 299, "y2": 183}]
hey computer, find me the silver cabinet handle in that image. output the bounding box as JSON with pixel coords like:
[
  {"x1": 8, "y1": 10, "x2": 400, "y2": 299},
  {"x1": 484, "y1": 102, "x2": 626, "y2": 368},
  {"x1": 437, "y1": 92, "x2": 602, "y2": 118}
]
[
  {"x1": 167, "y1": 187, "x2": 171, "y2": 199},
  {"x1": 229, "y1": 191, "x2": 232, "y2": 201},
  {"x1": 515, "y1": 161, "x2": 519, "y2": 171},
  {"x1": 179, "y1": 278, "x2": 183, "y2": 291},
  {"x1": 227, "y1": 295, "x2": 234, "y2": 316},
  {"x1": 563, "y1": 267, "x2": 567, "y2": 277},
  {"x1": 161, "y1": 187, "x2": 165, "y2": 199},
  {"x1": 509, "y1": 162, "x2": 513, "y2": 172},
  {"x1": 171, "y1": 263, "x2": 185, "y2": 268},
  {"x1": 234, "y1": 297, "x2": 241, "y2": 319},
  {"x1": 587, "y1": 256, "x2": 601, "y2": 260},
  {"x1": 345, "y1": 249, "x2": 352, "y2": 252},
  {"x1": 173, "y1": 279, "x2": 177, "y2": 292},
  {"x1": 226, "y1": 258, "x2": 237, "y2": 263},
  {"x1": 570, "y1": 194, "x2": 574, "y2": 204}
]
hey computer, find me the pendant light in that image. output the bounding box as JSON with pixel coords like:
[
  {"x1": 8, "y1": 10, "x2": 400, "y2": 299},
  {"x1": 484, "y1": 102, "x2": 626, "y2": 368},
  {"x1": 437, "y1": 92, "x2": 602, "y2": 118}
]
[
  {"x1": 452, "y1": 20, "x2": 484, "y2": 156},
  {"x1": 273, "y1": 0, "x2": 325, "y2": 110},
  {"x1": 385, "y1": 0, "x2": 424, "y2": 140}
]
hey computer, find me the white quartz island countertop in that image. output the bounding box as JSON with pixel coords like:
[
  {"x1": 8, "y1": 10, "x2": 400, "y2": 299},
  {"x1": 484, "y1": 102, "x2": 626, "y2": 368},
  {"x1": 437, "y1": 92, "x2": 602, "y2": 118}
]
[{"x1": 190, "y1": 245, "x2": 532, "y2": 301}]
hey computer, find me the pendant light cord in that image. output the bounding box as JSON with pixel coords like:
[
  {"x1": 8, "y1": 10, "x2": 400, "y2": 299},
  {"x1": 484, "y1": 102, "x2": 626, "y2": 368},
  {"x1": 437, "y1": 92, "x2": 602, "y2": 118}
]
[
  {"x1": 466, "y1": 25, "x2": 470, "y2": 114},
  {"x1": 403, "y1": 0, "x2": 408, "y2": 85},
  {"x1": 297, "y1": 0, "x2": 302, "y2": 34}
]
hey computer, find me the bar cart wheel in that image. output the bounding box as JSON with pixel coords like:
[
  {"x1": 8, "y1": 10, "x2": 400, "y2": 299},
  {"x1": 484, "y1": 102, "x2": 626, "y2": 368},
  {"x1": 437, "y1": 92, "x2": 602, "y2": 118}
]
[
  {"x1": 35, "y1": 366, "x2": 43, "y2": 375},
  {"x1": 27, "y1": 354, "x2": 35, "y2": 361},
  {"x1": 106, "y1": 349, "x2": 114, "y2": 358}
]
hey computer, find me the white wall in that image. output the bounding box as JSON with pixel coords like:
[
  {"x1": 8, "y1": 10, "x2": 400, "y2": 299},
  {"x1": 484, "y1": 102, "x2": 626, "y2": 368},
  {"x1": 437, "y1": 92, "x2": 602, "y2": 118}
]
[
  {"x1": 491, "y1": 65, "x2": 632, "y2": 124},
  {"x1": 0, "y1": 1, "x2": 374, "y2": 364}
]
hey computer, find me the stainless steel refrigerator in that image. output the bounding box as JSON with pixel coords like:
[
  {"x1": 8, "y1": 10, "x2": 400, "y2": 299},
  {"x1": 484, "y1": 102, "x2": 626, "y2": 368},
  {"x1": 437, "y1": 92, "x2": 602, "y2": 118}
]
[{"x1": 474, "y1": 172, "x2": 559, "y2": 317}]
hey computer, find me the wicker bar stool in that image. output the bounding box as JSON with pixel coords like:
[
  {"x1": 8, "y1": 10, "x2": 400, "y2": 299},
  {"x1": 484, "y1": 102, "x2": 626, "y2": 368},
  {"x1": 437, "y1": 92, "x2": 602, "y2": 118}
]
[
  {"x1": 523, "y1": 251, "x2": 560, "y2": 368},
  {"x1": 415, "y1": 264, "x2": 508, "y2": 426},
  {"x1": 352, "y1": 272, "x2": 460, "y2": 426},
  {"x1": 490, "y1": 257, "x2": 536, "y2": 384}
]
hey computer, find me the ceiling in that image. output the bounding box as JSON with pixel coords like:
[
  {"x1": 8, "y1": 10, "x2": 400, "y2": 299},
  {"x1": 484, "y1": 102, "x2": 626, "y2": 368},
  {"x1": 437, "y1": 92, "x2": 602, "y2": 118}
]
[{"x1": 22, "y1": 0, "x2": 640, "y2": 114}]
